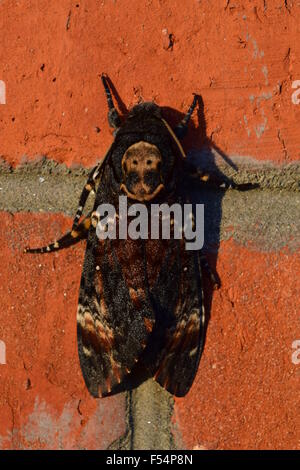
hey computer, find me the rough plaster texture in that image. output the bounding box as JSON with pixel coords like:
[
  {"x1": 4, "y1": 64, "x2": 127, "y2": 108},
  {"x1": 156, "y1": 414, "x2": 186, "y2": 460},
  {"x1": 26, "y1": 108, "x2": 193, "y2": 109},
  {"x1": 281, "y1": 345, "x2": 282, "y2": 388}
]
[{"x1": 0, "y1": 0, "x2": 299, "y2": 166}]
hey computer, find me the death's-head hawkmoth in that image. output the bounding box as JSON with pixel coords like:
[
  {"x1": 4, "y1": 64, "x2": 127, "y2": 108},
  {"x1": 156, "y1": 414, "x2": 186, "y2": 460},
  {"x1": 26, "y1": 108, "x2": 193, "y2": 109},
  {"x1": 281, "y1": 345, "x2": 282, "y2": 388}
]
[{"x1": 25, "y1": 75, "x2": 255, "y2": 397}]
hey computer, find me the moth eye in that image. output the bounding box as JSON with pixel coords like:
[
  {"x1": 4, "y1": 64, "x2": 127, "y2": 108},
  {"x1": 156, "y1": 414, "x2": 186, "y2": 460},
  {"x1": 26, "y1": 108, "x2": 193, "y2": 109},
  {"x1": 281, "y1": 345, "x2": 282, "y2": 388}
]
[
  {"x1": 146, "y1": 159, "x2": 152, "y2": 166},
  {"x1": 133, "y1": 159, "x2": 138, "y2": 165}
]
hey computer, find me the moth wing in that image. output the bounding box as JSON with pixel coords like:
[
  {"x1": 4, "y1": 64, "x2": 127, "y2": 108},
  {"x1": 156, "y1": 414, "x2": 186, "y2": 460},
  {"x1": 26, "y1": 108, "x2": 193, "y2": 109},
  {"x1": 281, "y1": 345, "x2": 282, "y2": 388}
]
[
  {"x1": 153, "y1": 250, "x2": 205, "y2": 397},
  {"x1": 77, "y1": 234, "x2": 155, "y2": 398}
]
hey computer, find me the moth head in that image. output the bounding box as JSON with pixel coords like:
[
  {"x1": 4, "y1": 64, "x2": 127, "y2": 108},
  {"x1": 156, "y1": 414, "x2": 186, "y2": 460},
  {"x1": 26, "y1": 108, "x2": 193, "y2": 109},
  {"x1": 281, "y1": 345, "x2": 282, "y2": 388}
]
[{"x1": 120, "y1": 141, "x2": 164, "y2": 202}]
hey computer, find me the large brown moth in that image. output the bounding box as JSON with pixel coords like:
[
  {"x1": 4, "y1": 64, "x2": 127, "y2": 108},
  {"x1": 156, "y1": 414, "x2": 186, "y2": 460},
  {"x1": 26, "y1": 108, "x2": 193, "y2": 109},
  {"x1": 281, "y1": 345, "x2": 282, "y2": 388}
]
[{"x1": 25, "y1": 75, "x2": 254, "y2": 397}]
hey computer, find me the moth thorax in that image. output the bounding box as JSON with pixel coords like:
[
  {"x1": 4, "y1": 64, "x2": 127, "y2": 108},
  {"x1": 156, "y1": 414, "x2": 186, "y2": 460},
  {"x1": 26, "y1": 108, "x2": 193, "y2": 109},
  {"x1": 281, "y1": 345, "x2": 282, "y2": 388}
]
[{"x1": 120, "y1": 141, "x2": 164, "y2": 202}]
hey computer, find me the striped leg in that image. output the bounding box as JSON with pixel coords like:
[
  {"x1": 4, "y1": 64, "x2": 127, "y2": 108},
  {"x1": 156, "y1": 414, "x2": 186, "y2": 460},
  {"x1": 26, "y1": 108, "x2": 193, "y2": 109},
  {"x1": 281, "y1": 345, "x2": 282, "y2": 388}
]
[
  {"x1": 188, "y1": 168, "x2": 259, "y2": 191},
  {"x1": 72, "y1": 139, "x2": 116, "y2": 232},
  {"x1": 24, "y1": 215, "x2": 91, "y2": 254},
  {"x1": 101, "y1": 74, "x2": 121, "y2": 129},
  {"x1": 174, "y1": 94, "x2": 199, "y2": 140},
  {"x1": 199, "y1": 251, "x2": 220, "y2": 290},
  {"x1": 72, "y1": 164, "x2": 101, "y2": 231}
]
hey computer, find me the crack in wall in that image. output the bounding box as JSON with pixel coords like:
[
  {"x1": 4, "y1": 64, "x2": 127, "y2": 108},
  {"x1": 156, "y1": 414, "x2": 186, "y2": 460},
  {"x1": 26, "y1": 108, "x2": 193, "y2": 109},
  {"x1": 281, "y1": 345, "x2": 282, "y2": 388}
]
[{"x1": 129, "y1": 380, "x2": 175, "y2": 450}]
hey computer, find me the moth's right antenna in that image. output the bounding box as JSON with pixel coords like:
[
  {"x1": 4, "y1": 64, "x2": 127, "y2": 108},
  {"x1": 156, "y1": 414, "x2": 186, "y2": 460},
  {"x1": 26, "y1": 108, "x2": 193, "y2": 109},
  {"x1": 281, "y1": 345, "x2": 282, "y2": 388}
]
[{"x1": 174, "y1": 94, "x2": 199, "y2": 140}]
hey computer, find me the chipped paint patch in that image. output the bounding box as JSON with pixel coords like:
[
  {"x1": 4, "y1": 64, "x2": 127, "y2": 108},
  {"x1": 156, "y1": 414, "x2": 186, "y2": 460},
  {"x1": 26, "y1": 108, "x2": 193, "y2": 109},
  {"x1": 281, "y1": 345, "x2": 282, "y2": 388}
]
[
  {"x1": 262, "y1": 66, "x2": 269, "y2": 85},
  {"x1": 254, "y1": 113, "x2": 268, "y2": 139},
  {"x1": 247, "y1": 92, "x2": 272, "y2": 139},
  {"x1": 246, "y1": 34, "x2": 264, "y2": 59},
  {"x1": 0, "y1": 394, "x2": 126, "y2": 450},
  {"x1": 21, "y1": 398, "x2": 76, "y2": 449},
  {"x1": 243, "y1": 115, "x2": 251, "y2": 137},
  {"x1": 249, "y1": 92, "x2": 272, "y2": 105}
]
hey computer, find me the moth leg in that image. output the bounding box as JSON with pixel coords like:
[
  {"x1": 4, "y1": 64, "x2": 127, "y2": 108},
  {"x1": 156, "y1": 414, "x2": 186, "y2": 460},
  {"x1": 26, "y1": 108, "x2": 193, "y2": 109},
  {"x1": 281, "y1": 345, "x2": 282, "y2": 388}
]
[
  {"x1": 187, "y1": 167, "x2": 259, "y2": 191},
  {"x1": 101, "y1": 73, "x2": 121, "y2": 129},
  {"x1": 199, "y1": 251, "x2": 220, "y2": 289},
  {"x1": 174, "y1": 94, "x2": 199, "y2": 140},
  {"x1": 24, "y1": 215, "x2": 91, "y2": 254},
  {"x1": 207, "y1": 173, "x2": 259, "y2": 191},
  {"x1": 72, "y1": 164, "x2": 101, "y2": 231}
]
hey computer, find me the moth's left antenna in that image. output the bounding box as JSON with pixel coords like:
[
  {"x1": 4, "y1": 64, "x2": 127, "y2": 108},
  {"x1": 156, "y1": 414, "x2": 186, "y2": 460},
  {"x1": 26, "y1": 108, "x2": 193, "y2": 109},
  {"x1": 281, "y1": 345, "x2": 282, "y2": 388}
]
[{"x1": 101, "y1": 74, "x2": 121, "y2": 129}]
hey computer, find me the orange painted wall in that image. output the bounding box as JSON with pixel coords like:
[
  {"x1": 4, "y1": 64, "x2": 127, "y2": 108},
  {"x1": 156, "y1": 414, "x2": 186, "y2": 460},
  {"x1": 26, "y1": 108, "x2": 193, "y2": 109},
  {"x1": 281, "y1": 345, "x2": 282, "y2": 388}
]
[
  {"x1": 0, "y1": 0, "x2": 299, "y2": 166},
  {"x1": 0, "y1": 0, "x2": 299, "y2": 450}
]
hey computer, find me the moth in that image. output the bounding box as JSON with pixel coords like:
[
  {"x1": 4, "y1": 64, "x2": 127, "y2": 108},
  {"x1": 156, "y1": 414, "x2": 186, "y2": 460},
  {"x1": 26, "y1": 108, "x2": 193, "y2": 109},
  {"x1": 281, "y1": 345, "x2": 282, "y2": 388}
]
[{"x1": 25, "y1": 75, "x2": 254, "y2": 397}]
